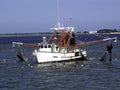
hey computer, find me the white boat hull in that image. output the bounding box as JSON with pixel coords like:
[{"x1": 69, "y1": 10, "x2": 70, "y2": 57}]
[{"x1": 33, "y1": 50, "x2": 87, "y2": 63}]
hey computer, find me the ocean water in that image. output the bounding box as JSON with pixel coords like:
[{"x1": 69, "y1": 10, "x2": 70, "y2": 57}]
[{"x1": 0, "y1": 34, "x2": 120, "y2": 90}]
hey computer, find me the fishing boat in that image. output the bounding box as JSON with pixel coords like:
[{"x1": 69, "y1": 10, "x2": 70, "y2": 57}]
[
  {"x1": 33, "y1": 25, "x2": 88, "y2": 63},
  {"x1": 12, "y1": 23, "x2": 117, "y2": 63},
  {"x1": 13, "y1": 24, "x2": 87, "y2": 63},
  {"x1": 12, "y1": 0, "x2": 117, "y2": 63}
]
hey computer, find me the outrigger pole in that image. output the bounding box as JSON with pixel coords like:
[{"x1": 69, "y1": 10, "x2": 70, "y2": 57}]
[
  {"x1": 12, "y1": 37, "x2": 117, "y2": 48},
  {"x1": 76, "y1": 37, "x2": 117, "y2": 47},
  {"x1": 12, "y1": 36, "x2": 117, "y2": 61}
]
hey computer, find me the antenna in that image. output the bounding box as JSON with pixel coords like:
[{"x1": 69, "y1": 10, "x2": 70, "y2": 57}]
[{"x1": 57, "y1": 0, "x2": 60, "y2": 28}]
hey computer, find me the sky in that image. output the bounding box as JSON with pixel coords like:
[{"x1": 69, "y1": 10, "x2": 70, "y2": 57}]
[{"x1": 0, "y1": 0, "x2": 120, "y2": 33}]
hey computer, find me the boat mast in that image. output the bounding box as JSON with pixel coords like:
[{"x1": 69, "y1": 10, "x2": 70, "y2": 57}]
[{"x1": 57, "y1": 0, "x2": 60, "y2": 28}]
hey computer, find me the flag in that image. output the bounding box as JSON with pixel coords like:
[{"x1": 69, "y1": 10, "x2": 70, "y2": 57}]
[{"x1": 67, "y1": 18, "x2": 72, "y2": 22}]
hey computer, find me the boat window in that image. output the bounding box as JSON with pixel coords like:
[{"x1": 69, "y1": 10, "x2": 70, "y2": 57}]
[
  {"x1": 75, "y1": 52, "x2": 79, "y2": 56},
  {"x1": 48, "y1": 45, "x2": 51, "y2": 48},
  {"x1": 56, "y1": 47, "x2": 58, "y2": 50},
  {"x1": 45, "y1": 46, "x2": 47, "y2": 48},
  {"x1": 53, "y1": 56, "x2": 58, "y2": 58},
  {"x1": 41, "y1": 45, "x2": 43, "y2": 48}
]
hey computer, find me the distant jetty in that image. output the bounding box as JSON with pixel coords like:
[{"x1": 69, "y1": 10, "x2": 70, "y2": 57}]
[
  {"x1": 0, "y1": 29, "x2": 120, "y2": 37},
  {"x1": 0, "y1": 32, "x2": 52, "y2": 37}
]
